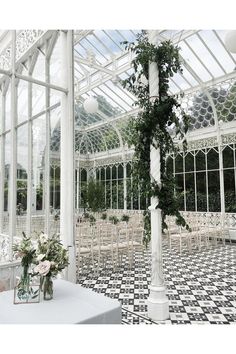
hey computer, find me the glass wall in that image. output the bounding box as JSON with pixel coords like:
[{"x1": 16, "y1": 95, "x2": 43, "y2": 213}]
[
  {"x1": 0, "y1": 31, "x2": 65, "y2": 257},
  {"x1": 167, "y1": 143, "x2": 236, "y2": 213},
  {"x1": 76, "y1": 161, "x2": 148, "y2": 211}
]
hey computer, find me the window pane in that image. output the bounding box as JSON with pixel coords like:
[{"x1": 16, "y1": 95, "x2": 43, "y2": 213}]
[
  {"x1": 175, "y1": 174, "x2": 184, "y2": 210},
  {"x1": 175, "y1": 154, "x2": 183, "y2": 173},
  {"x1": 185, "y1": 173, "x2": 195, "y2": 211},
  {"x1": 101, "y1": 167, "x2": 105, "y2": 180},
  {"x1": 223, "y1": 145, "x2": 234, "y2": 168},
  {"x1": 106, "y1": 166, "x2": 110, "y2": 180},
  {"x1": 196, "y1": 150, "x2": 206, "y2": 171},
  {"x1": 185, "y1": 152, "x2": 194, "y2": 172},
  {"x1": 196, "y1": 172, "x2": 207, "y2": 211},
  {"x1": 208, "y1": 170, "x2": 220, "y2": 211},
  {"x1": 224, "y1": 169, "x2": 236, "y2": 212},
  {"x1": 207, "y1": 148, "x2": 219, "y2": 170}
]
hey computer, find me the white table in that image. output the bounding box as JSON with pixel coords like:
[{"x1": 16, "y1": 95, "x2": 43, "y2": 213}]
[{"x1": 0, "y1": 279, "x2": 121, "y2": 324}]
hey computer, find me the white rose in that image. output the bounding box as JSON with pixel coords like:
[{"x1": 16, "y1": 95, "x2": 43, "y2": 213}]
[
  {"x1": 39, "y1": 233, "x2": 48, "y2": 243},
  {"x1": 37, "y1": 254, "x2": 45, "y2": 261},
  {"x1": 34, "y1": 260, "x2": 51, "y2": 276}
]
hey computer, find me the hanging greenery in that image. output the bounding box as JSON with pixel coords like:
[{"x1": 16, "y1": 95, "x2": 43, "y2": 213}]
[{"x1": 121, "y1": 31, "x2": 191, "y2": 245}]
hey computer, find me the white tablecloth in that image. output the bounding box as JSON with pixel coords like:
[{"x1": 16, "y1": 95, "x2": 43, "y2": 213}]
[{"x1": 0, "y1": 279, "x2": 121, "y2": 324}]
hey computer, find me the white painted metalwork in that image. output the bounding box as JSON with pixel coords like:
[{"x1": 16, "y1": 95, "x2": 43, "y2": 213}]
[
  {"x1": 60, "y1": 30, "x2": 76, "y2": 282},
  {"x1": 147, "y1": 30, "x2": 169, "y2": 321}
]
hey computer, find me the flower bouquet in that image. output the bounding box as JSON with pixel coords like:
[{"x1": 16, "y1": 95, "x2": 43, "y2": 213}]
[
  {"x1": 34, "y1": 233, "x2": 69, "y2": 300},
  {"x1": 13, "y1": 232, "x2": 39, "y2": 303}
]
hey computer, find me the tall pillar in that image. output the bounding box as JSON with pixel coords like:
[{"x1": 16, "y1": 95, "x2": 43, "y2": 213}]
[
  {"x1": 9, "y1": 30, "x2": 17, "y2": 261},
  {"x1": 60, "y1": 30, "x2": 76, "y2": 283},
  {"x1": 26, "y1": 58, "x2": 33, "y2": 236},
  {"x1": 147, "y1": 30, "x2": 169, "y2": 321},
  {"x1": 0, "y1": 93, "x2": 5, "y2": 233},
  {"x1": 44, "y1": 49, "x2": 51, "y2": 235}
]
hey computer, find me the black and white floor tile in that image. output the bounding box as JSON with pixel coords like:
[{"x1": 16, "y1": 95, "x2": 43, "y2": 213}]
[{"x1": 77, "y1": 242, "x2": 236, "y2": 324}]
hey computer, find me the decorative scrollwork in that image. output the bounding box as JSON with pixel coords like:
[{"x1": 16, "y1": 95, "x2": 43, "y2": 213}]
[{"x1": 0, "y1": 30, "x2": 45, "y2": 70}]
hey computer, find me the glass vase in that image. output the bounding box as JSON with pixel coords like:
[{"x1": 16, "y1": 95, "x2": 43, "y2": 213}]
[
  {"x1": 43, "y1": 275, "x2": 53, "y2": 300},
  {"x1": 15, "y1": 265, "x2": 31, "y2": 302}
]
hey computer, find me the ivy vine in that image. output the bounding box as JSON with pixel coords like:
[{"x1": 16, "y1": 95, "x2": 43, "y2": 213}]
[{"x1": 121, "y1": 31, "x2": 191, "y2": 246}]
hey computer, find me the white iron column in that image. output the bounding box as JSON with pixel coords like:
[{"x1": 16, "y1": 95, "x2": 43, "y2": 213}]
[
  {"x1": 9, "y1": 30, "x2": 17, "y2": 261},
  {"x1": 60, "y1": 30, "x2": 76, "y2": 283},
  {"x1": 26, "y1": 64, "x2": 33, "y2": 236},
  {"x1": 44, "y1": 50, "x2": 51, "y2": 235},
  {"x1": 147, "y1": 30, "x2": 169, "y2": 321},
  {"x1": 123, "y1": 162, "x2": 127, "y2": 210},
  {"x1": 0, "y1": 93, "x2": 5, "y2": 233}
]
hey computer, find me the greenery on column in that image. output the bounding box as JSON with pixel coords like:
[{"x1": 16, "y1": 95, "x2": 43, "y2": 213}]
[{"x1": 122, "y1": 31, "x2": 190, "y2": 245}]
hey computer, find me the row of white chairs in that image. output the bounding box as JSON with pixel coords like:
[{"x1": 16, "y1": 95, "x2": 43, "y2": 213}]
[
  {"x1": 165, "y1": 215, "x2": 230, "y2": 255},
  {"x1": 76, "y1": 220, "x2": 144, "y2": 275}
]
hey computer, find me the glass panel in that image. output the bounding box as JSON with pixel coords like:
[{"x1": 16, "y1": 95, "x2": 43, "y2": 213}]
[
  {"x1": 175, "y1": 174, "x2": 184, "y2": 210},
  {"x1": 32, "y1": 50, "x2": 45, "y2": 82},
  {"x1": 112, "y1": 165, "x2": 117, "y2": 180},
  {"x1": 32, "y1": 83, "x2": 45, "y2": 117},
  {"x1": 118, "y1": 164, "x2": 123, "y2": 179},
  {"x1": 185, "y1": 152, "x2": 194, "y2": 172},
  {"x1": 50, "y1": 105, "x2": 61, "y2": 233},
  {"x1": 105, "y1": 181, "x2": 111, "y2": 209},
  {"x1": 207, "y1": 148, "x2": 219, "y2": 170},
  {"x1": 3, "y1": 133, "x2": 10, "y2": 233},
  {"x1": 5, "y1": 87, "x2": 11, "y2": 131},
  {"x1": 16, "y1": 125, "x2": 28, "y2": 236},
  {"x1": 80, "y1": 181, "x2": 87, "y2": 211},
  {"x1": 17, "y1": 79, "x2": 28, "y2": 125},
  {"x1": 196, "y1": 172, "x2": 207, "y2": 211},
  {"x1": 112, "y1": 180, "x2": 117, "y2": 209},
  {"x1": 101, "y1": 167, "x2": 105, "y2": 180},
  {"x1": 126, "y1": 178, "x2": 131, "y2": 210},
  {"x1": 126, "y1": 162, "x2": 131, "y2": 178},
  {"x1": 32, "y1": 116, "x2": 46, "y2": 233},
  {"x1": 185, "y1": 173, "x2": 195, "y2": 211},
  {"x1": 196, "y1": 150, "x2": 206, "y2": 171},
  {"x1": 224, "y1": 169, "x2": 236, "y2": 212},
  {"x1": 175, "y1": 153, "x2": 183, "y2": 173},
  {"x1": 106, "y1": 166, "x2": 110, "y2": 180},
  {"x1": 81, "y1": 169, "x2": 87, "y2": 182},
  {"x1": 208, "y1": 171, "x2": 220, "y2": 212},
  {"x1": 50, "y1": 34, "x2": 62, "y2": 86},
  {"x1": 118, "y1": 180, "x2": 124, "y2": 209},
  {"x1": 223, "y1": 145, "x2": 234, "y2": 168}
]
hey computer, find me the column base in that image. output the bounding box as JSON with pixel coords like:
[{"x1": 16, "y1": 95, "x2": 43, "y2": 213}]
[{"x1": 147, "y1": 285, "x2": 169, "y2": 321}]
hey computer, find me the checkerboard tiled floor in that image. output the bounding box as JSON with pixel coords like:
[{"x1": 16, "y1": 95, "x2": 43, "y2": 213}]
[{"x1": 77, "y1": 242, "x2": 236, "y2": 324}]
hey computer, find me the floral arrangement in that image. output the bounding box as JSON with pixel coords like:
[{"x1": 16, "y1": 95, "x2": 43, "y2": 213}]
[
  {"x1": 34, "y1": 233, "x2": 69, "y2": 278},
  {"x1": 13, "y1": 233, "x2": 38, "y2": 301},
  {"x1": 13, "y1": 232, "x2": 69, "y2": 301},
  {"x1": 13, "y1": 232, "x2": 36, "y2": 273}
]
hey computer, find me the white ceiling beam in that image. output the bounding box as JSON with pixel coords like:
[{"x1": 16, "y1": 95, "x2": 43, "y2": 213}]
[{"x1": 75, "y1": 56, "x2": 115, "y2": 76}]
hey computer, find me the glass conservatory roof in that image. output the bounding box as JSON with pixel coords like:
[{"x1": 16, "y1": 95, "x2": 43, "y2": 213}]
[
  {"x1": 73, "y1": 30, "x2": 236, "y2": 156},
  {"x1": 1, "y1": 30, "x2": 236, "y2": 157}
]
